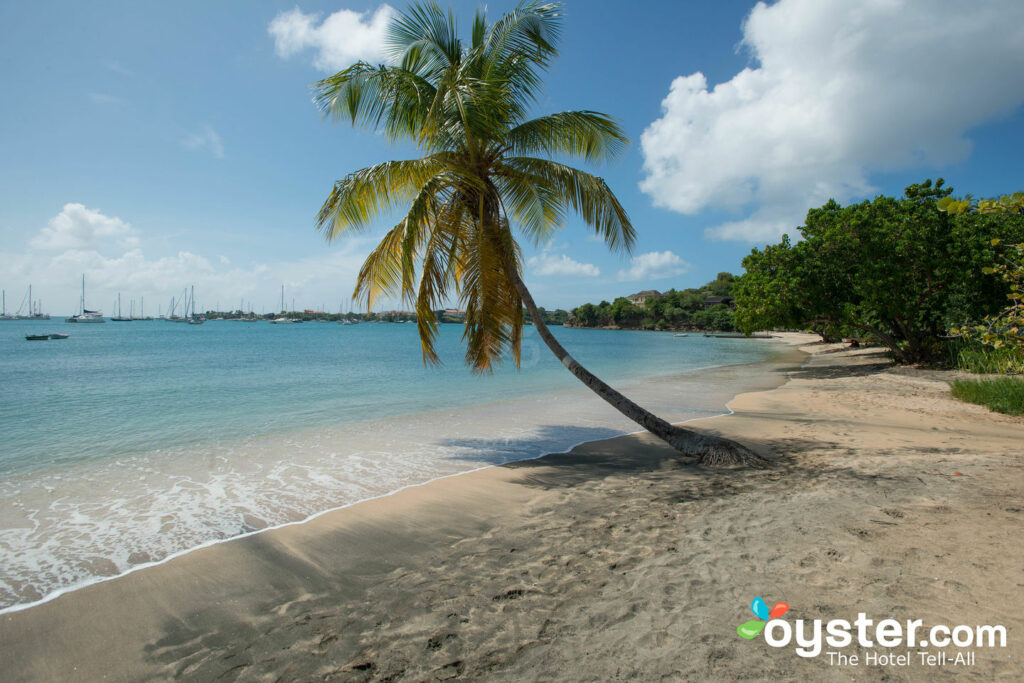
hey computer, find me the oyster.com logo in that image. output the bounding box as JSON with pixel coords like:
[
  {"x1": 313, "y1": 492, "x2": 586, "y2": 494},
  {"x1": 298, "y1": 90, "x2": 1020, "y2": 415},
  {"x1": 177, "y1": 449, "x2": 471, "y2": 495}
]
[
  {"x1": 737, "y1": 596, "x2": 789, "y2": 639},
  {"x1": 735, "y1": 595, "x2": 1006, "y2": 666}
]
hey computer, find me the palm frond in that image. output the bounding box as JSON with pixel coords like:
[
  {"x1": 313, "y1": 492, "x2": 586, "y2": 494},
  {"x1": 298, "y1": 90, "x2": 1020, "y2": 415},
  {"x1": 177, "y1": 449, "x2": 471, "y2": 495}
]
[
  {"x1": 351, "y1": 173, "x2": 453, "y2": 310},
  {"x1": 353, "y1": 222, "x2": 407, "y2": 312},
  {"x1": 314, "y1": 63, "x2": 437, "y2": 143},
  {"x1": 505, "y1": 111, "x2": 628, "y2": 163},
  {"x1": 497, "y1": 157, "x2": 635, "y2": 252},
  {"x1": 414, "y1": 196, "x2": 468, "y2": 364},
  {"x1": 317, "y1": 156, "x2": 447, "y2": 239},
  {"x1": 481, "y1": 2, "x2": 562, "y2": 115},
  {"x1": 387, "y1": 2, "x2": 461, "y2": 77},
  {"x1": 493, "y1": 172, "x2": 566, "y2": 245}
]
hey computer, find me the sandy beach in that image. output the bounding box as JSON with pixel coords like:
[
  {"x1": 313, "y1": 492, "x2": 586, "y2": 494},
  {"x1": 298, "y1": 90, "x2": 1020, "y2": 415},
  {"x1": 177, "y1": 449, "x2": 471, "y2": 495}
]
[{"x1": 2, "y1": 333, "x2": 1022, "y2": 681}]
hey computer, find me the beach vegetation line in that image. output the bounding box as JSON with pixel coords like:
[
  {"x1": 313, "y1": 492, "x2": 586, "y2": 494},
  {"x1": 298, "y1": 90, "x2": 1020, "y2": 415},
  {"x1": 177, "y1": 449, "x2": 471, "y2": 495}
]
[
  {"x1": 734, "y1": 180, "x2": 1024, "y2": 366},
  {"x1": 950, "y1": 377, "x2": 1024, "y2": 416}
]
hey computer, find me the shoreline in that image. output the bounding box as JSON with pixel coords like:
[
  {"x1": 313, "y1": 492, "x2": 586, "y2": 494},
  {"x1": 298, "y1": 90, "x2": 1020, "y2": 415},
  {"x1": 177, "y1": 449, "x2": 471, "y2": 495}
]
[
  {"x1": 3, "y1": 333, "x2": 1021, "y2": 680},
  {"x1": 0, "y1": 336, "x2": 799, "y2": 617}
]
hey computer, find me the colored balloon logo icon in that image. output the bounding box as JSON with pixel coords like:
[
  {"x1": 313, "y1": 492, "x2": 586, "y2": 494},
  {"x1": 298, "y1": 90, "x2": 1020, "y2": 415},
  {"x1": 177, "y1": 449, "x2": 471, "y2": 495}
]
[{"x1": 737, "y1": 596, "x2": 789, "y2": 639}]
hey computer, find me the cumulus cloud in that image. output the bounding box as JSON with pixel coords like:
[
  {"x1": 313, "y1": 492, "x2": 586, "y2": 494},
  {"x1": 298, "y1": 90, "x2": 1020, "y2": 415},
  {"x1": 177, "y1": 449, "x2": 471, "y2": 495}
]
[
  {"x1": 616, "y1": 251, "x2": 690, "y2": 282},
  {"x1": 527, "y1": 251, "x2": 600, "y2": 277},
  {"x1": 269, "y1": 5, "x2": 396, "y2": 71},
  {"x1": 639, "y1": 0, "x2": 1024, "y2": 242},
  {"x1": 183, "y1": 125, "x2": 224, "y2": 159},
  {"x1": 30, "y1": 203, "x2": 138, "y2": 251},
  {"x1": 5, "y1": 204, "x2": 377, "y2": 315}
]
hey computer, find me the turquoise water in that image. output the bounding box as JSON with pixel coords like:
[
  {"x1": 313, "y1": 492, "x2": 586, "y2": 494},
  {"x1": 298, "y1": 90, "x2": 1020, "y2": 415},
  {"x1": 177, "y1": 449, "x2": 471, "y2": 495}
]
[{"x1": 0, "y1": 319, "x2": 783, "y2": 611}]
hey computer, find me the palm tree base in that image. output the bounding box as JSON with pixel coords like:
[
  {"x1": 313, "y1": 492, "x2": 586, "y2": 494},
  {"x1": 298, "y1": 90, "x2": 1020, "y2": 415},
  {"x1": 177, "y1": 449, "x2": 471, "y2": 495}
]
[{"x1": 664, "y1": 427, "x2": 772, "y2": 467}]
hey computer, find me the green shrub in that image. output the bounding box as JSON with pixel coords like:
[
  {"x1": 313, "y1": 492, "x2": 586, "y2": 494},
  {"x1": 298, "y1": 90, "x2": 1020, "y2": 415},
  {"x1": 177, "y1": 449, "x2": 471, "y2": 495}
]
[{"x1": 951, "y1": 377, "x2": 1024, "y2": 415}]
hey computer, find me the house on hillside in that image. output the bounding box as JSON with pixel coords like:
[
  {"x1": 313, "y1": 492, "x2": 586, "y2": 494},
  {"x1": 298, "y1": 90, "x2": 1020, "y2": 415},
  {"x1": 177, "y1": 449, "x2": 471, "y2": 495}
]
[
  {"x1": 703, "y1": 295, "x2": 735, "y2": 309},
  {"x1": 626, "y1": 290, "x2": 661, "y2": 308}
]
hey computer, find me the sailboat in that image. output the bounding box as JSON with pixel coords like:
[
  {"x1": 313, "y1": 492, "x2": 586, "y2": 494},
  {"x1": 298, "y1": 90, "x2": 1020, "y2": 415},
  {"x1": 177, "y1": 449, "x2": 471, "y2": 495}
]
[
  {"x1": 66, "y1": 276, "x2": 105, "y2": 323},
  {"x1": 111, "y1": 293, "x2": 131, "y2": 321},
  {"x1": 16, "y1": 285, "x2": 50, "y2": 319},
  {"x1": 186, "y1": 285, "x2": 204, "y2": 324},
  {"x1": 270, "y1": 284, "x2": 295, "y2": 323},
  {"x1": 165, "y1": 293, "x2": 185, "y2": 322},
  {"x1": 133, "y1": 297, "x2": 152, "y2": 321},
  {"x1": 0, "y1": 290, "x2": 16, "y2": 320}
]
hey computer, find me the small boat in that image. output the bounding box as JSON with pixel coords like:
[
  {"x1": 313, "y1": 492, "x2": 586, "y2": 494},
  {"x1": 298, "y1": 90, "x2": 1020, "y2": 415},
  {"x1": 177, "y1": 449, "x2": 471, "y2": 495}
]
[
  {"x1": 49, "y1": 333, "x2": 69, "y2": 339},
  {"x1": 25, "y1": 334, "x2": 49, "y2": 341},
  {"x1": 673, "y1": 333, "x2": 688, "y2": 337}
]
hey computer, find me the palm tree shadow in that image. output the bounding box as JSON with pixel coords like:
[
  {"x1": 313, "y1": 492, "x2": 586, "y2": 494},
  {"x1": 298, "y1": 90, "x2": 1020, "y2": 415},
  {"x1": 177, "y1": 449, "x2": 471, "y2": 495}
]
[{"x1": 440, "y1": 424, "x2": 848, "y2": 491}]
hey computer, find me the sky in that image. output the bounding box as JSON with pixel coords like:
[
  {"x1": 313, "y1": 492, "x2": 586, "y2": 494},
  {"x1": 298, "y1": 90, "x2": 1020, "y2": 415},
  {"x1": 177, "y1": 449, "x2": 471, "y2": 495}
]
[{"x1": 1, "y1": 0, "x2": 1023, "y2": 315}]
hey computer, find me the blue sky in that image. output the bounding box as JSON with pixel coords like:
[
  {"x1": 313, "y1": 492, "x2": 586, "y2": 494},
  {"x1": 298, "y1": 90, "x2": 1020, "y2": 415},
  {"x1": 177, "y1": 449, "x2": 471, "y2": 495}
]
[{"x1": 1, "y1": 0, "x2": 1023, "y2": 315}]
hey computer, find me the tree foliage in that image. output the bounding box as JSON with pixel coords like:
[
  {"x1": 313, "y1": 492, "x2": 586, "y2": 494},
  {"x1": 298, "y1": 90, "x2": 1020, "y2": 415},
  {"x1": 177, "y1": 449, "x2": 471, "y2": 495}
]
[
  {"x1": 940, "y1": 190, "x2": 1024, "y2": 361},
  {"x1": 569, "y1": 275, "x2": 737, "y2": 331},
  {"x1": 951, "y1": 240, "x2": 1023, "y2": 353},
  {"x1": 735, "y1": 180, "x2": 1024, "y2": 364},
  {"x1": 315, "y1": 1, "x2": 634, "y2": 372}
]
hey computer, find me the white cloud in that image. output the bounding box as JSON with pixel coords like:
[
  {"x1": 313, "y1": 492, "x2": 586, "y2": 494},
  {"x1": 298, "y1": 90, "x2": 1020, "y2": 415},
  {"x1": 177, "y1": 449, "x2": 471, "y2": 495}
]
[
  {"x1": 527, "y1": 252, "x2": 600, "y2": 277},
  {"x1": 4, "y1": 204, "x2": 378, "y2": 316},
  {"x1": 616, "y1": 251, "x2": 690, "y2": 282},
  {"x1": 30, "y1": 203, "x2": 138, "y2": 251},
  {"x1": 639, "y1": 0, "x2": 1024, "y2": 242},
  {"x1": 269, "y1": 5, "x2": 396, "y2": 71},
  {"x1": 183, "y1": 125, "x2": 224, "y2": 159}
]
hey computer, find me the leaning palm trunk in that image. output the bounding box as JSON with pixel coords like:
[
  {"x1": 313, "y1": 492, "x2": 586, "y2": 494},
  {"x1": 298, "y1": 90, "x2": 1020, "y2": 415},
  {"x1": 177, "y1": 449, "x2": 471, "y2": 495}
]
[
  {"x1": 314, "y1": 2, "x2": 768, "y2": 466},
  {"x1": 506, "y1": 262, "x2": 769, "y2": 466}
]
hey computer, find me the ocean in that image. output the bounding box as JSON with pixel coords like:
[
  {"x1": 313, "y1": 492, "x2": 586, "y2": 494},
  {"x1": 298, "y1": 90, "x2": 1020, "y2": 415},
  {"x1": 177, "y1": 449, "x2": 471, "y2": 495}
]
[{"x1": 0, "y1": 318, "x2": 786, "y2": 612}]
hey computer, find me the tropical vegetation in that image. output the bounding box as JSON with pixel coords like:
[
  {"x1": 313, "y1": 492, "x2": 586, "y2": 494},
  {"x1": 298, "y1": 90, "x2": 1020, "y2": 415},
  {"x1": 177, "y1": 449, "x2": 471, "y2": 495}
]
[
  {"x1": 312, "y1": 1, "x2": 762, "y2": 464},
  {"x1": 734, "y1": 180, "x2": 1024, "y2": 365},
  {"x1": 569, "y1": 273, "x2": 737, "y2": 331}
]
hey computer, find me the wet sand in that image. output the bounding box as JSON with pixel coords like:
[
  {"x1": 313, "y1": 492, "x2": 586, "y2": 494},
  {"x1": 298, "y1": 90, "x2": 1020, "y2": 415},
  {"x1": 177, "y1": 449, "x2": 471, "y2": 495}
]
[{"x1": 1, "y1": 334, "x2": 1022, "y2": 681}]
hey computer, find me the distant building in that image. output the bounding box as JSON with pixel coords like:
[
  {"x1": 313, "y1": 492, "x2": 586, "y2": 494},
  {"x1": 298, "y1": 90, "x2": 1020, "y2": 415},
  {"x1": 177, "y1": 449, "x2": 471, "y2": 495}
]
[
  {"x1": 703, "y1": 296, "x2": 735, "y2": 309},
  {"x1": 626, "y1": 290, "x2": 662, "y2": 308}
]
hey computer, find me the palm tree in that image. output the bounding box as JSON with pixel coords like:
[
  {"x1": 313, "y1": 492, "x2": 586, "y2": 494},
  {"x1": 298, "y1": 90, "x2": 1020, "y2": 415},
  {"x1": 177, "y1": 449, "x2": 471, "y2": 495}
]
[{"x1": 314, "y1": 1, "x2": 764, "y2": 466}]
